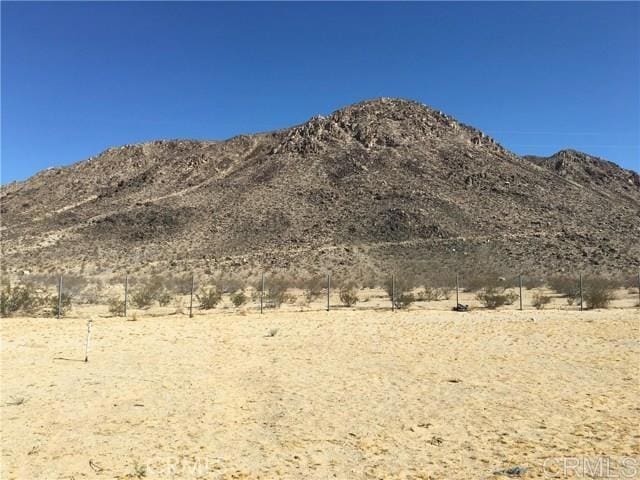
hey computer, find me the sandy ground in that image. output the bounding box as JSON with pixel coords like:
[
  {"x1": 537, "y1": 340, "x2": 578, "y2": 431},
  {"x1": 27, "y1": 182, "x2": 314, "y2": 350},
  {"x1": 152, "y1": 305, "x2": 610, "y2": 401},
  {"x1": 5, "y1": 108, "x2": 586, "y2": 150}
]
[{"x1": 1, "y1": 308, "x2": 638, "y2": 479}]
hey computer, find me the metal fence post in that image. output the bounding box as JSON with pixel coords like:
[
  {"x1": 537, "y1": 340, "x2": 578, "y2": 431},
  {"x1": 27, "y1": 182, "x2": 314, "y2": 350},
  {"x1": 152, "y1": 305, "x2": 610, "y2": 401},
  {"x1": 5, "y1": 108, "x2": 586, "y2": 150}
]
[
  {"x1": 326, "y1": 272, "x2": 331, "y2": 312},
  {"x1": 260, "y1": 272, "x2": 265, "y2": 314},
  {"x1": 124, "y1": 274, "x2": 129, "y2": 318},
  {"x1": 391, "y1": 274, "x2": 396, "y2": 312},
  {"x1": 455, "y1": 272, "x2": 459, "y2": 307},
  {"x1": 57, "y1": 276, "x2": 63, "y2": 319},
  {"x1": 189, "y1": 272, "x2": 194, "y2": 318},
  {"x1": 579, "y1": 273, "x2": 583, "y2": 311},
  {"x1": 519, "y1": 274, "x2": 523, "y2": 311}
]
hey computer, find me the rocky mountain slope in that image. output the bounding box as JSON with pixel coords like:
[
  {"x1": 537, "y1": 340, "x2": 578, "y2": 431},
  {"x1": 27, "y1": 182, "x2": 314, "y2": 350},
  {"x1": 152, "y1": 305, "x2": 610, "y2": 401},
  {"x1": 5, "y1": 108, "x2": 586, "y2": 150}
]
[{"x1": 2, "y1": 98, "x2": 639, "y2": 279}]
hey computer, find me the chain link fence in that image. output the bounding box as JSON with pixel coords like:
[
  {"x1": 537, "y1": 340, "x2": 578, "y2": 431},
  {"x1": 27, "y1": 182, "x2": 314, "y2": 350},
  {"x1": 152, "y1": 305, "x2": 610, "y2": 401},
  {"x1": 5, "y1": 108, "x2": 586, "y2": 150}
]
[{"x1": 1, "y1": 269, "x2": 639, "y2": 318}]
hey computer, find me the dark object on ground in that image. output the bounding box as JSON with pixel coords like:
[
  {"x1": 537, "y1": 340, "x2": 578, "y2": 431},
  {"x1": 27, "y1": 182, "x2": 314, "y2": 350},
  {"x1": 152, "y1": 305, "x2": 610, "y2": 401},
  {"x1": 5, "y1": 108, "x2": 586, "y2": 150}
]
[
  {"x1": 453, "y1": 303, "x2": 469, "y2": 312},
  {"x1": 494, "y1": 466, "x2": 528, "y2": 477}
]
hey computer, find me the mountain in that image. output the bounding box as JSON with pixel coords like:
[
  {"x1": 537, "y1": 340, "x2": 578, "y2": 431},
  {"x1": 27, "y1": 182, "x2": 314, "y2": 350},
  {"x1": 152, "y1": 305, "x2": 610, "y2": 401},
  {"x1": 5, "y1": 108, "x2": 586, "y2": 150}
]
[
  {"x1": 1, "y1": 98, "x2": 639, "y2": 280},
  {"x1": 524, "y1": 149, "x2": 640, "y2": 203}
]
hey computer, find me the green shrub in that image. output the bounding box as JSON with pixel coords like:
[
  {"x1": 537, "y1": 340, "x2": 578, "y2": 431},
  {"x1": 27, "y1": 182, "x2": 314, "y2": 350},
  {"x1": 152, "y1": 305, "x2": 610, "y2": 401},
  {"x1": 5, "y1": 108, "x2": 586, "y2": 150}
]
[
  {"x1": 621, "y1": 274, "x2": 639, "y2": 295},
  {"x1": 57, "y1": 274, "x2": 85, "y2": 299},
  {"x1": 301, "y1": 276, "x2": 325, "y2": 302},
  {"x1": 197, "y1": 288, "x2": 222, "y2": 310},
  {"x1": 157, "y1": 291, "x2": 173, "y2": 307},
  {"x1": 418, "y1": 287, "x2": 451, "y2": 302},
  {"x1": 396, "y1": 293, "x2": 416, "y2": 309},
  {"x1": 213, "y1": 276, "x2": 244, "y2": 294},
  {"x1": 0, "y1": 282, "x2": 44, "y2": 317},
  {"x1": 339, "y1": 284, "x2": 359, "y2": 307},
  {"x1": 264, "y1": 276, "x2": 293, "y2": 308},
  {"x1": 548, "y1": 275, "x2": 580, "y2": 301},
  {"x1": 230, "y1": 291, "x2": 247, "y2": 308},
  {"x1": 583, "y1": 277, "x2": 617, "y2": 309},
  {"x1": 130, "y1": 275, "x2": 173, "y2": 308},
  {"x1": 165, "y1": 274, "x2": 194, "y2": 295},
  {"x1": 521, "y1": 276, "x2": 545, "y2": 290},
  {"x1": 476, "y1": 286, "x2": 518, "y2": 309},
  {"x1": 360, "y1": 275, "x2": 377, "y2": 290},
  {"x1": 108, "y1": 297, "x2": 126, "y2": 316},
  {"x1": 131, "y1": 288, "x2": 155, "y2": 309},
  {"x1": 383, "y1": 274, "x2": 417, "y2": 309},
  {"x1": 531, "y1": 290, "x2": 552, "y2": 310},
  {"x1": 50, "y1": 293, "x2": 72, "y2": 317},
  {"x1": 463, "y1": 273, "x2": 502, "y2": 292}
]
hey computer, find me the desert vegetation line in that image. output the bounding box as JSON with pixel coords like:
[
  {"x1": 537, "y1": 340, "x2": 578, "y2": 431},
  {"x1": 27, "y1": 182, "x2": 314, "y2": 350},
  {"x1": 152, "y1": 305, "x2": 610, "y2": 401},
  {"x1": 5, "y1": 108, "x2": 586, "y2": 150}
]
[{"x1": 1, "y1": 271, "x2": 639, "y2": 318}]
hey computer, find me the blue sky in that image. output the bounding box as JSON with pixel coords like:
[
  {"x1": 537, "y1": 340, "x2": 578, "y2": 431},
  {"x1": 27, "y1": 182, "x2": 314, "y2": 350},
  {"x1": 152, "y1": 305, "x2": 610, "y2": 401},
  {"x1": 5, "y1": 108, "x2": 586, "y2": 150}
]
[{"x1": 2, "y1": 2, "x2": 638, "y2": 183}]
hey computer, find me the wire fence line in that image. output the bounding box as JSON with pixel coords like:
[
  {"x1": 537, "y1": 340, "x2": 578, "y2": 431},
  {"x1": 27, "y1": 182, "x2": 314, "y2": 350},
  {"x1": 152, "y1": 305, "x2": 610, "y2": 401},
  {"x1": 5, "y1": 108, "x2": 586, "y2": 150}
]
[{"x1": 2, "y1": 269, "x2": 639, "y2": 318}]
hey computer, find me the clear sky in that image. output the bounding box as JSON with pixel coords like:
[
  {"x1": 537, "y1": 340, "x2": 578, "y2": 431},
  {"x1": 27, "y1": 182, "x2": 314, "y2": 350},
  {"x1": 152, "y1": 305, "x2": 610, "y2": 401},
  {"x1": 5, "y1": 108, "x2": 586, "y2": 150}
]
[{"x1": 2, "y1": 1, "x2": 638, "y2": 183}]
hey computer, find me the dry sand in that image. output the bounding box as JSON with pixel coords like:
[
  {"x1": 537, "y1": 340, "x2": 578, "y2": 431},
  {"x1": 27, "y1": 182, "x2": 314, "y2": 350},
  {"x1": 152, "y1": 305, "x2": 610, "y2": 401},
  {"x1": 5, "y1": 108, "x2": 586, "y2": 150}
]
[{"x1": 1, "y1": 308, "x2": 638, "y2": 479}]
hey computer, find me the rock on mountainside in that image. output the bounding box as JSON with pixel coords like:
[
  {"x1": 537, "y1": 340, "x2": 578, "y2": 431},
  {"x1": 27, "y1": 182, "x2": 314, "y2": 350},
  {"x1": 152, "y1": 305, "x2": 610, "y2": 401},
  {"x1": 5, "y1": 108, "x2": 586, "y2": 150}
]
[{"x1": 1, "y1": 98, "x2": 639, "y2": 278}]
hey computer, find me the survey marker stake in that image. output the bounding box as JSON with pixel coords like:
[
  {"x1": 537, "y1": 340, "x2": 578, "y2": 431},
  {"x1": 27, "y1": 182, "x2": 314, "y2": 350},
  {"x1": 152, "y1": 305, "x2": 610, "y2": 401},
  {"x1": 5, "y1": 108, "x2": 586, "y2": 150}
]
[{"x1": 84, "y1": 319, "x2": 92, "y2": 363}]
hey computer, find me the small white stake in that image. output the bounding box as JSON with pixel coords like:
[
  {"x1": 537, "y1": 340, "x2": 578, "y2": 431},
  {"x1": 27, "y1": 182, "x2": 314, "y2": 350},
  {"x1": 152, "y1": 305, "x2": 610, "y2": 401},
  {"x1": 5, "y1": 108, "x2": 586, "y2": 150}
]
[{"x1": 84, "y1": 319, "x2": 92, "y2": 363}]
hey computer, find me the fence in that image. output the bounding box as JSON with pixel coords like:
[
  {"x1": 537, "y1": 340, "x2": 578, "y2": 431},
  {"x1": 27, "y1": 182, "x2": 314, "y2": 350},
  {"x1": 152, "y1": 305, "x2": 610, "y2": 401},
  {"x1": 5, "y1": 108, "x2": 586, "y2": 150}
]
[{"x1": 1, "y1": 269, "x2": 639, "y2": 318}]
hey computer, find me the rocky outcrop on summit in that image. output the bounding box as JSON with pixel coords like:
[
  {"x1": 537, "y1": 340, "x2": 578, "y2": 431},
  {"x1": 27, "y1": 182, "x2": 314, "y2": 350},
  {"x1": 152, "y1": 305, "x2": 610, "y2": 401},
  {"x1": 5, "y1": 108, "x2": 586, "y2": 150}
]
[
  {"x1": 273, "y1": 98, "x2": 505, "y2": 155},
  {"x1": 524, "y1": 149, "x2": 640, "y2": 203},
  {"x1": 1, "y1": 98, "x2": 638, "y2": 277}
]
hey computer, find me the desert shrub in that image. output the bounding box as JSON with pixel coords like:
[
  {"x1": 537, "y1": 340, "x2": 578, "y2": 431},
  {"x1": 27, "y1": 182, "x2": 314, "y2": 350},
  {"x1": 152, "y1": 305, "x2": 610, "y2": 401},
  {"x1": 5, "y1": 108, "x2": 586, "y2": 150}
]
[
  {"x1": 463, "y1": 273, "x2": 502, "y2": 293},
  {"x1": 213, "y1": 276, "x2": 244, "y2": 294},
  {"x1": 108, "y1": 297, "x2": 126, "y2": 316},
  {"x1": 250, "y1": 285, "x2": 262, "y2": 302},
  {"x1": 417, "y1": 288, "x2": 433, "y2": 302},
  {"x1": 476, "y1": 286, "x2": 518, "y2": 309},
  {"x1": 165, "y1": 274, "x2": 194, "y2": 295},
  {"x1": 583, "y1": 277, "x2": 617, "y2": 309},
  {"x1": 107, "y1": 276, "x2": 124, "y2": 286},
  {"x1": 81, "y1": 281, "x2": 104, "y2": 305},
  {"x1": 130, "y1": 275, "x2": 173, "y2": 308},
  {"x1": 440, "y1": 287, "x2": 453, "y2": 300},
  {"x1": 384, "y1": 275, "x2": 419, "y2": 310},
  {"x1": 230, "y1": 291, "x2": 248, "y2": 308},
  {"x1": 147, "y1": 274, "x2": 169, "y2": 294},
  {"x1": 521, "y1": 276, "x2": 545, "y2": 290},
  {"x1": 548, "y1": 275, "x2": 580, "y2": 301},
  {"x1": 59, "y1": 274, "x2": 85, "y2": 298},
  {"x1": 173, "y1": 298, "x2": 185, "y2": 315},
  {"x1": 27, "y1": 273, "x2": 58, "y2": 289},
  {"x1": 301, "y1": 276, "x2": 325, "y2": 302},
  {"x1": 360, "y1": 275, "x2": 377, "y2": 290},
  {"x1": 131, "y1": 288, "x2": 156, "y2": 309},
  {"x1": 264, "y1": 276, "x2": 294, "y2": 308},
  {"x1": 197, "y1": 287, "x2": 222, "y2": 310},
  {"x1": 0, "y1": 282, "x2": 44, "y2": 317},
  {"x1": 383, "y1": 274, "x2": 418, "y2": 309},
  {"x1": 621, "y1": 274, "x2": 639, "y2": 294},
  {"x1": 503, "y1": 290, "x2": 519, "y2": 305},
  {"x1": 418, "y1": 287, "x2": 451, "y2": 302},
  {"x1": 396, "y1": 293, "x2": 416, "y2": 309},
  {"x1": 157, "y1": 291, "x2": 173, "y2": 307},
  {"x1": 50, "y1": 293, "x2": 72, "y2": 317},
  {"x1": 531, "y1": 290, "x2": 552, "y2": 310},
  {"x1": 339, "y1": 284, "x2": 359, "y2": 307}
]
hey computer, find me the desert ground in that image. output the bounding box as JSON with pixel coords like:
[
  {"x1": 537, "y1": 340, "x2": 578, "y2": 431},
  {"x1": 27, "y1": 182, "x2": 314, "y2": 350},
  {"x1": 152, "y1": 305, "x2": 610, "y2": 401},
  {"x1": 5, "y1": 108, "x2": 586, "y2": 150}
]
[{"x1": 1, "y1": 306, "x2": 639, "y2": 479}]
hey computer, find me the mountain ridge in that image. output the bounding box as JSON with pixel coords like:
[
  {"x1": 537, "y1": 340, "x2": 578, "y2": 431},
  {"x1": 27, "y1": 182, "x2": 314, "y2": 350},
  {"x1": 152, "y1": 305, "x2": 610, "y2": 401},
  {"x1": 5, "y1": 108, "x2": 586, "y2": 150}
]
[{"x1": 2, "y1": 98, "x2": 639, "y2": 279}]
